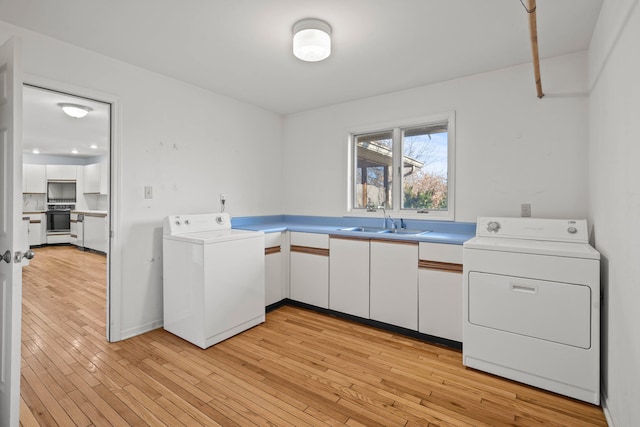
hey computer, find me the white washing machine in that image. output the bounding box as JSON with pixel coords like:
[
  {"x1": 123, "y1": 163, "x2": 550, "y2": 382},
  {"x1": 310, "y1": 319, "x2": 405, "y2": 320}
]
[
  {"x1": 463, "y1": 217, "x2": 600, "y2": 404},
  {"x1": 162, "y1": 213, "x2": 265, "y2": 349}
]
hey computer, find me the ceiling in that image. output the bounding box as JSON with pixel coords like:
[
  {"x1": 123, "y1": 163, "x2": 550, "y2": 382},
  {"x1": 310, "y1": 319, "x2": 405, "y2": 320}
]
[
  {"x1": 3, "y1": 0, "x2": 603, "y2": 156},
  {"x1": 23, "y1": 86, "x2": 110, "y2": 158}
]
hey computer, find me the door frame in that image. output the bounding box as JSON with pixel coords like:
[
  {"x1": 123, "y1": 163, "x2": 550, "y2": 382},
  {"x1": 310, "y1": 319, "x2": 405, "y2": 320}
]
[{"x1": 24, "y1": 74, "x2": 123, "y2": 342}]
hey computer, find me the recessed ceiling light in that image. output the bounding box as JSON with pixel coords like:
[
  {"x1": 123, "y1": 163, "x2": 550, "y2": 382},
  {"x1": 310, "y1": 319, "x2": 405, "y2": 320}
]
[
  {"x1": 57, "y1": 102, "x2": 93, "y2": 118},
  {"x1": 32, "y1": 148, "x2": 40, "y2": 154},
  {"x1": 71, "y1": 149, "x2": 79, "y2": 154},
  {"x1": 90, "y1": 144, "x2": 98, "y2": 149}
]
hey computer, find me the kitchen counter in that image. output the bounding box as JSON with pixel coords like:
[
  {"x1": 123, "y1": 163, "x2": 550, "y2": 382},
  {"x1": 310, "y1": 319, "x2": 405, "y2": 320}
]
[
  {"x1": 232, "y1": 215, "x2": 475, "y2": 245},
  {"x1": 72, "y1": 210, "x2": 107, "y2": 217}
]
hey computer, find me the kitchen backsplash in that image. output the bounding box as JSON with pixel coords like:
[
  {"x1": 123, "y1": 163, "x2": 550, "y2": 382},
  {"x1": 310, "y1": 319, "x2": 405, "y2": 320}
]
[
  {"x1": 23, "y1": 193, "x2": 107, "y2": 212},
  {"x1": 23, "y1": 194, "x2": 46, "y2": 211}
]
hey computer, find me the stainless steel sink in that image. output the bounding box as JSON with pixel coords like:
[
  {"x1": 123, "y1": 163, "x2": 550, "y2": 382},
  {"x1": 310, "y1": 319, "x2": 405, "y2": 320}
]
[
  {"x1": 340, "y1": 226, "x2": 390, "y2": 233},
  {"x1": 388, "y1": 229, "x2": 431, "y2": 235},
  {"x1": 340, "y1": 226, "x2": 431, "y2": 235}
]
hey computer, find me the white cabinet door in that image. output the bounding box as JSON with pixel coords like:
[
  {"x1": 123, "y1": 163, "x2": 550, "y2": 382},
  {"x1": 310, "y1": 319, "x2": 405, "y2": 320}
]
[
  {"x1": 27, "y1": 215, "x2": 43, "y2": 247},
  {"x1": 418, "y1": 269, "x2": 463, "y2": 341},
  {"x1": 265, "y1": 233, "x2": 284, "y2": 306},
  {"x1": 83, "y1": 161, "x2": 108, "y2": 194},
  {"x1": 417, "y1": 242, "x2": 463, "y2": 341},
  {"x1": 46, "y1": 164, "x2": 76, "y2": 180},
  {"x1": 265, "y1": 252, "x2": 283, "y2": 305},
  {"x1": 23, "y1": 164, "x2": 46, "y2": 193},
  {"x1": 99, "y1": 161, "x2": 108, "y2": 195},
  {"x1": 329, "y1": 237, "x2": 369, "y2": 318},
  {"x1": 83, "y1": 163, "x2": 100, "y2": 193},
  {"x1": 70, "y1": 213, "x2": 78, "y2": 246},
  {"x1": 84, "y1": 215, "x2": 108, "y2": 253},
  {"x1": 290, "y1": 232, "x2": 329, "y2": 308},
  {"x1": 370, "y1": 240, "x2": 419, "y2": 330},
  {"x1": 290, "y1": 252, "x2": 329, "y2": 308}
]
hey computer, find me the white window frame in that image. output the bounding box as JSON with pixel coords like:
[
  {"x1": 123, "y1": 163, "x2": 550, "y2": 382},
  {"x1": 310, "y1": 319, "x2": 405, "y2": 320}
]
[{"x1": 347, "y1": 111, "x2": 456, "y2": 221}]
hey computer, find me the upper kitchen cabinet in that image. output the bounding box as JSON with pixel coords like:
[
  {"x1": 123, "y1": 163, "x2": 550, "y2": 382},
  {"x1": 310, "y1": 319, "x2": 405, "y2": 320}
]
[
  {"x1": 46, "y1": 164, "x2": 77, "y2": 180},
  {"x1": 22, "y1": 164, "x2": 46, "y2": 193},
  {"x1": 83, "y1": 161, "x2": 108, "y2": 194}
]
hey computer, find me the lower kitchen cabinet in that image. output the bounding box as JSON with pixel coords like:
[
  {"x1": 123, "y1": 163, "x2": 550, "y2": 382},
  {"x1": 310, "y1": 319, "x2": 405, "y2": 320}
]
[
  {"x1": 370, "y1": 240, "x2": 419, "y2": 330},
  {"x1": 27, "y1": 214, "x2": 44, "y2": 247},
  {"x1": 83, "y1": 214, "x2": 108, "y2": 253},
  {"x1": 70, "y1": 213, "x2": 78, "y2": 246},
  {"x1": 265, "y1": 232, "x2": 285, "y2": 306},
  {"x1": 329, "y1": 236, "x2": 370, "y2": 318},
  {"x1": 289, "y1": 232, "x2": 329, "y2": 309},
  {"x1": 418, "y1": 242, "x2": 463, "y2": 342}
]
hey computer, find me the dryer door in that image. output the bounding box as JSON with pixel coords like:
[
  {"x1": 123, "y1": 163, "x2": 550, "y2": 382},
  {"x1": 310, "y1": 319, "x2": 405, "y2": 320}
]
[{"x1": 468, "y1": 272, "x2": 591, "y2": 349}]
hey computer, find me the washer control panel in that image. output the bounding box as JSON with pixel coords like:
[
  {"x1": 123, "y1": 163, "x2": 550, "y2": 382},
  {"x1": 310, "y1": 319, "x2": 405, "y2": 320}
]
[
  {"x1": 476, "y1": 217, "x2": 589, "y2": 243},
  {"x1": 486, "y1": 221, "x2": 501, "y2": 233},
  {"x1": 163, "y1": 213, "x2": 231, "y2": 235}
]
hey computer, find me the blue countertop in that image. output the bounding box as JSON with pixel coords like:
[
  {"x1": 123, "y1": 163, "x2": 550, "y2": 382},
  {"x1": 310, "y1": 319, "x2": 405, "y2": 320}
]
[{"x1": 232, "y1": 215, "x2": 475, "y2": 245}]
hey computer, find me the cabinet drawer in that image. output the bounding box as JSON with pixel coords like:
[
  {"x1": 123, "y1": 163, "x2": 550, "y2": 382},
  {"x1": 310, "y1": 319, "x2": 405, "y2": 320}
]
[
  {"x1": 290, "y1": 232, "x2": 329, "y2": 249},
  {"x1": 419, "y1": 242, "x2": 462, "y2": 264}
]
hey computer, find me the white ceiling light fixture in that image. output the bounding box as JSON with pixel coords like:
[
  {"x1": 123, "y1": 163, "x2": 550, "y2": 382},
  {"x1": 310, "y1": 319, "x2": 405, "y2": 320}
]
[
  {"x1": 292, "y1": 18, "x2": 332, "y2": 62},
  {"x1": 57, "y1": 102, "x2": 93, "y2": 118},
  {"x1": 71, "y1": 149, "x2": 79, "y2": 154},
  {"x1": 90, "y1": 143, "x2": 98, "y2": 149},
  {"x1": 32, "y1": 148, "x2": 40, "y2": 154}
]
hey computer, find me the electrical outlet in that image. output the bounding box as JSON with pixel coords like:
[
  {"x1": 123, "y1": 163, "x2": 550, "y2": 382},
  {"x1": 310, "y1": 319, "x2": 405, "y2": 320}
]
[
  {"x1": 521, "y1": 203, "x2": 531, "y2": 217},
  {"x1": 144, "y1": 186, "x2": 153, "y2": 199}
]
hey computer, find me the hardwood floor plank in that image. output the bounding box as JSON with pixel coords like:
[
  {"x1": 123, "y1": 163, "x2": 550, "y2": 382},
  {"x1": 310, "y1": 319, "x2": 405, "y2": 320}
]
[
  {"x1": 18, "y1": 396, "x2": 41, "y2": 427},
  {"x1": 19, "y1": 374, "x2": 55, "y2": 427},
  {"x1": 20, "y1": 246, "x2": 607, "y2": 426},
  {"x1": 65, "y1": 373, "x2": 132, "y2": 427},
  {"x1": 21, "y1": 366, "x2": 75, "y2": 426},
  {"x1": 138, "y1": 357, "x2": 213, "y2": 406}
]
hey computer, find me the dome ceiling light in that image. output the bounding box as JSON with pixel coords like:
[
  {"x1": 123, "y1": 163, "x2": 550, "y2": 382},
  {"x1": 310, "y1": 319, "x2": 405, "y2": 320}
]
[
  {"x1": 57, "y1": 102, "x2": 93, "y2": 118},
  {"x1": 292, "y1": 18, "x2": 332, "y2": 62}
]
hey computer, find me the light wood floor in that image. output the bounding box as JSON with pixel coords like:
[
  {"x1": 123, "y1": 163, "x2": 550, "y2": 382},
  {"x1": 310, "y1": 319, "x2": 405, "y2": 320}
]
[{"x1": 20, "y1": 245, "x2": 607, "y2": 426}]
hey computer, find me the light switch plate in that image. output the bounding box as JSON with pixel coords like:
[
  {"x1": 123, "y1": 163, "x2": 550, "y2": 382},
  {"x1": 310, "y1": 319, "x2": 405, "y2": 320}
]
[{"x1": 144, "y1": 186, "x2": 153, "y2": 199}]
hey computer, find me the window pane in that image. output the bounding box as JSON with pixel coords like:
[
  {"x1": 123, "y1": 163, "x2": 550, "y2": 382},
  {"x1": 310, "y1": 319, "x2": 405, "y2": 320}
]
[
  {"x1": 354, "y1": 131, "x2": 393, "y2": 209},
  {"x1": 401, "y1": 124, "x2": 448, "y2": 210}
]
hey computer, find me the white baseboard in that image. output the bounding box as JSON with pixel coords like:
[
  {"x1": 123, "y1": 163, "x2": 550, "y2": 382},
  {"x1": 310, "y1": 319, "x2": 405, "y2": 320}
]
[
  {"x1": 119, "y1": 319, "x2": 163, "y2": 341},
  {"x1": 601, "y1": 390, "x2": 614, "y2": 427}
]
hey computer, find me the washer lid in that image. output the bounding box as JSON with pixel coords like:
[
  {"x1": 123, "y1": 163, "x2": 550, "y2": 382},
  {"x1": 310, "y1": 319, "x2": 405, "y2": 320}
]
[
  {"x1": 163, "y1": 228, "x2": 263, "y2": 244},
  {"x1": 464, "y1": 236, "x2": 600, "y2": 260}
]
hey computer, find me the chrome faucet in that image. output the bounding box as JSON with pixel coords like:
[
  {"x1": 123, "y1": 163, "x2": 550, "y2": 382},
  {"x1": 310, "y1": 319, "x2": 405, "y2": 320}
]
[
  {"x1": 377, "y1": 205, "x2": 387, "y2": 228},
  {"x1": 387, "y1": 215, "x2": 397, "y2": 230},
  {"x1": 378, "y1": 205, "x2": 396, "y2": 229}
]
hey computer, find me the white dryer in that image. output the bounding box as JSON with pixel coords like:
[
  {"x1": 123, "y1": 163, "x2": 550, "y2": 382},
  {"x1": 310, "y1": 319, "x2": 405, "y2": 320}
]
[
  {"x1": 163, "y1": 213, "x2": 265, "y2": 349},
  {"x1": 463, "y1": 217, "x2": 600, "y2": 404}
]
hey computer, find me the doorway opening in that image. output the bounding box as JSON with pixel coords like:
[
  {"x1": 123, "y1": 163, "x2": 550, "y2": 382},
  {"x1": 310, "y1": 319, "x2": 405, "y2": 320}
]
[{"x1": 22, "y1": 84, "x2": 112, "y2": 340}]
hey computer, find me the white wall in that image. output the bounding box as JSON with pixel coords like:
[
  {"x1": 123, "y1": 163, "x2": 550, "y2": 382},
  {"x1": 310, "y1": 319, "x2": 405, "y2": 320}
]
[
  {"x1": 0, "y1": 21, "x2": 284, "y2": 338},
  {"x1": 283, "y1": 52, "x2": 590, "y2": 223},
  {"x1": 588, "y1": 1, "x2": 640, "y2": 425}
]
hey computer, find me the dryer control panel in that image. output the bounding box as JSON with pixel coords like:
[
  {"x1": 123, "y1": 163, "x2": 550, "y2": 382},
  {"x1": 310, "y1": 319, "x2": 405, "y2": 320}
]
[{"x1": 476, "y1": 217, "x2": 589, "y2": 243}]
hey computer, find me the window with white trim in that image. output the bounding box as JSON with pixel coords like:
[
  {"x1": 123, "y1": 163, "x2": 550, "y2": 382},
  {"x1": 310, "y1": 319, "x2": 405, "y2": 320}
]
[{"x1": 350, "y1": 113, "x2": 455, "y2": 219}]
